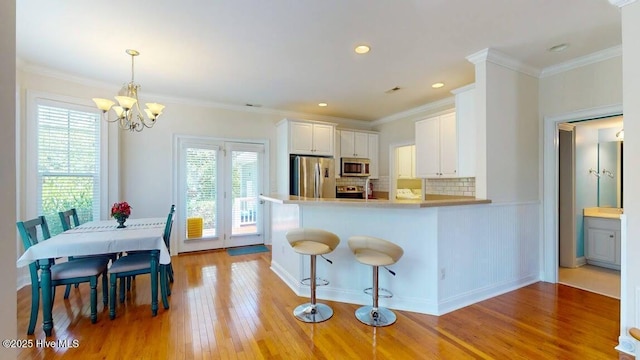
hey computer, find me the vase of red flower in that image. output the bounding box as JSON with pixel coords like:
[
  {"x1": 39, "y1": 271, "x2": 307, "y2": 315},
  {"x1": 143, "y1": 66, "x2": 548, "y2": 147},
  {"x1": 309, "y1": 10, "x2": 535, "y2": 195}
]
[{"x1": 111, "y1": 201, "x2": 131, "y2": 228}]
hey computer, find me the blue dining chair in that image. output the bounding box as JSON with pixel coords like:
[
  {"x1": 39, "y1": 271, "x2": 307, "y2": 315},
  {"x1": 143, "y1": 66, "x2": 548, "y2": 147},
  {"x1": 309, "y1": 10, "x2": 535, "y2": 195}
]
[
  {"x1": 58, "y1": 208, "x2": 117, "y2": 299},
  {"x1": 17, "y1": 216, "x2": 109, "y2": 334},
  {"x1": 108, "y1": 209, "x2": 174, "y2": 319},
  {"x1": 125, "y1": 205, "x2": 176, "y2": 288}
]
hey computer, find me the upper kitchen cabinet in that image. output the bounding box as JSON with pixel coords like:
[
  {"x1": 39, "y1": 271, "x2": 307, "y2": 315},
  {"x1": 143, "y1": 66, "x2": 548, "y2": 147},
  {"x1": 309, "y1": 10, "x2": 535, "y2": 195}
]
[
  {"x1": 285, "y1": 120, "x2": 335, "y2": 156},
  {"x1": 336, "y1": 129, "x2": 379, "y2": 179},
  {"x1": 368, "y1": 133, "x2": 379, "y2": 179},
  {"x1": 415, "y1": 112, "x2": 457, "y2": 178},
  {"x1": 414, "y1": 84, "x2": 476, "y2": 179},
  {"x1": 340, "y1": 130, "x2": 369, "y2": 158}
]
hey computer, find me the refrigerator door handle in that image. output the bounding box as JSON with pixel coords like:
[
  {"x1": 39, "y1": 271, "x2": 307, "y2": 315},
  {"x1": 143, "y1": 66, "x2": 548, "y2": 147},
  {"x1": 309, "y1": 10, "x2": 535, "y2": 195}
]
[{"x1": 315, "y1": 162, "x2": 321, "y2": 198}]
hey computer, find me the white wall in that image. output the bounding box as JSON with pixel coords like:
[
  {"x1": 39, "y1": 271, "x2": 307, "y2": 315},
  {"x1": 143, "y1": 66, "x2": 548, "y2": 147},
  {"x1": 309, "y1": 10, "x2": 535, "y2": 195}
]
[
  {"x1": 620, "y1": 1, "x2": 640, "y2": 355},
  {"x1": 540, "y1": 56, "x2": 622, "y2": 116},
  {"x1": 474, "y1": 57, "x2": 540, "y2": 203},
  {"x1": 2, "y1": 0, "x2": 18, "y2": 352}
]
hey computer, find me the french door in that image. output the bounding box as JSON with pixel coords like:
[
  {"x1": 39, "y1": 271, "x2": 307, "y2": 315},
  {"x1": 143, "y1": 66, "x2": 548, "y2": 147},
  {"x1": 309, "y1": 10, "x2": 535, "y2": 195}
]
[{"x1": 176, "y1": 138, "x2": 265, "y2": 253}]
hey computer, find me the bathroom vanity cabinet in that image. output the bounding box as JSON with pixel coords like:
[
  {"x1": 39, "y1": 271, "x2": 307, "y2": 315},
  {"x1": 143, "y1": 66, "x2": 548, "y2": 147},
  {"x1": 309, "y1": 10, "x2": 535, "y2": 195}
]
[{"x1": 584, "y1": 216, "x2": 621, "y2": 270}]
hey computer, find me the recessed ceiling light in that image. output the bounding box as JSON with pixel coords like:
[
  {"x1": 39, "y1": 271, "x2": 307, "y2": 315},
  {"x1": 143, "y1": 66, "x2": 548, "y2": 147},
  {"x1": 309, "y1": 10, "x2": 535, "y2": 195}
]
[
  {"x1": 318, "y1": 102, "x2": 328, "y2": 107},
  {"x1": 548, "y1": 43, "x2": 569, "y2": 52},
  {"x1": 354, "y1": 45, "x2": 370, "y2": 54},
  {"x1": 431, "y1": 82, "x2": 445, "y2": 89}
]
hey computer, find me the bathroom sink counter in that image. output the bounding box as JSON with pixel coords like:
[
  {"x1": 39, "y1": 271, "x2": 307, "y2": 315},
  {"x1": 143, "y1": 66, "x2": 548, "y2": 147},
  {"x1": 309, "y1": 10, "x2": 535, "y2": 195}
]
[{"x1": 583, "y1": 207, "x2": 624, "y2": 219}]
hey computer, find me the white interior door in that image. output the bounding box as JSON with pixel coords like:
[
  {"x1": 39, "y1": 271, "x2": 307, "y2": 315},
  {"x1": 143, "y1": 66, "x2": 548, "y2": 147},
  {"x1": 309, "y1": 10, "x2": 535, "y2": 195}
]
[{"x1": 176, "y1": 137, "x2": 264, "y2": 253}]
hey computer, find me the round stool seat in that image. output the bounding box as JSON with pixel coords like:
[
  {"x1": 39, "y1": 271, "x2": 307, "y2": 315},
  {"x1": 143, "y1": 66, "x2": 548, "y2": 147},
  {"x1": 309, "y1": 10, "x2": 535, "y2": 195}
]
[
  {"x1": 287, "y1": 228, "x2": 340, "y2": 255},
  {"x1": 290, "y1": 240, "x2": 332, "y2": 256},
  {"x1": 348, "y1": 236, "x2": 403, "y2": 266},
  {"x1": 353, "y1": 249, "x2": 395, "y2": 267}
]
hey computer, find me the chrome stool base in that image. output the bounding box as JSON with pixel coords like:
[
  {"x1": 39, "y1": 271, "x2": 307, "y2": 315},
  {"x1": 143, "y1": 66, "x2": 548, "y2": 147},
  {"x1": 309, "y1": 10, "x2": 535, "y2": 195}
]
[
  {"x1": 293, "y1": 302, "x2": 333, "y2": 323},
  {"x1": 355, "y1": 305, "x2": 396, "y2": 327}
]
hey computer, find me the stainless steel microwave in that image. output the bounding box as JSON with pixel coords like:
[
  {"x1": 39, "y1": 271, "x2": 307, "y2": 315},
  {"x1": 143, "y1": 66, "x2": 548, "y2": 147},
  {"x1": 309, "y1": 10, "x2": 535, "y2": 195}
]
[{"x1": 341, "y1": 157, "x2": 370, "y2": 177}]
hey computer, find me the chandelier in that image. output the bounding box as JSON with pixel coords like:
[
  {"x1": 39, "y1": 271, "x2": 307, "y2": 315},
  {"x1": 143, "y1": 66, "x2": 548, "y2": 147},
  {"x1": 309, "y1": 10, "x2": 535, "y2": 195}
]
[{"x1": 92, "y1": 49, "x2": 165, "y2": 132}]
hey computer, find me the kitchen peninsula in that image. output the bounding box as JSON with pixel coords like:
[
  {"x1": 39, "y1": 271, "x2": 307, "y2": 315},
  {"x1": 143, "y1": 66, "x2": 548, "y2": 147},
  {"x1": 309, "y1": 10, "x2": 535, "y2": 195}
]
[{"x1": 262, "y1": 194, "x2": 539, "y2": 316}]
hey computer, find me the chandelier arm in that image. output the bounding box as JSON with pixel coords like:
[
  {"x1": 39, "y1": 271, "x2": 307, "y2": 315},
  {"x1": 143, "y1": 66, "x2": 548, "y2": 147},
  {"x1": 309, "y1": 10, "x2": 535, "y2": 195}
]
[
  {"x1": 94, "y1": 49, "x2": 164, "y2": 133},
  {"x1": 101, "y1": 111, "x2": 122, "y2": 123}
]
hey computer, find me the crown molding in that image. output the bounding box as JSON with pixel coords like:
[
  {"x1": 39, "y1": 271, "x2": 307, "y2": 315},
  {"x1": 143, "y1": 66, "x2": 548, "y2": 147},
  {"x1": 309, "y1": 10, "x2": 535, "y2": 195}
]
[
  {"x1": 539, "y1": 45, "x2": 622, "y2": 78},
  {"x1": 450, "y1": 83, "x2": 475, "y2": 95},
  {"x1": 609, "y1": 0, "x2": 637, "y2": 8},
  {"x1": 466, "y1": 48, "x2": 541, "y2": 78},
  {"x1": 16, "y1": 62, "x2": 364, "y2": 124},
  {"x1": 371, "y1": 96, "x2": 455, "y2": 126}
]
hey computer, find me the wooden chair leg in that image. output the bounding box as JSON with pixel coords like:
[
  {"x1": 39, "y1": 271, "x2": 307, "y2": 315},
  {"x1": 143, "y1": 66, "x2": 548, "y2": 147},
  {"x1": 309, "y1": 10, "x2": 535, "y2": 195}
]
[
  {"x1": 102, "y1": 271, "x2": 108, "y2": 306},
  {"x1": 161, "y1": 267, "x2": 169, "y2": 310},
  {"x1": 119, "y1": 277, "x2": 126, "y2": 303},
  {"x1": 90, "y1": 277, "x2": 98, "y2": 324},
  {"x1": 168, "y1": 264, "x2": 174, "y2": 283},
  {"x1": 64, "y1": 284, "x2": 72, "y2": 299},
  {"x1": 27, "y1": 284, "x2": 39, "y2": 335},
  {"x1": 109, "y1": 274, "x2": 117, "y2": 320}
]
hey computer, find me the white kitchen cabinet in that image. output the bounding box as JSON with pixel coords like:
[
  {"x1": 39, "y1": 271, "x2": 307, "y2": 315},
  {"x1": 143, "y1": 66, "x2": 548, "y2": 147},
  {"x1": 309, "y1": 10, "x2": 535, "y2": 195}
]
[
  {"x1": 452, "y1": 84, "x2": 476, "y2": 178},
  {"x1": 336, "y1": 129, "x2": 379, "y2": 179},
  {"x1": 415, "y1": 112, "x2": 457, "y2": 178},
  {"x1": 584, "y1": 216, "x2": 621, "y2": 270},
  {"x1": 289, "y1": 121, "x2": 334, "y2": 156},
  {"x1": 340, "y1": 130, "x2": 369, "y2": 158},
  {"x1": 396, "y1": 145, "x2": 415, "y2": 179},
  {"x1": 414, "y1": 84, "x2": 476, "y2": 179},
  {"x1": 276, "y1": 119, "x2": 337, "y2": 195},
  {"x1": 367, "y1": 133, "x2": 379, "y2": 179}
]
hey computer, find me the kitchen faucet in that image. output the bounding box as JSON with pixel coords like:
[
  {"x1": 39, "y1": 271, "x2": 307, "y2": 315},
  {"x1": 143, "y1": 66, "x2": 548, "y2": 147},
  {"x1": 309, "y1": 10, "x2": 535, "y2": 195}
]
[{"x1": 365, "y1": 177, "x2": 371, "y2": 200}]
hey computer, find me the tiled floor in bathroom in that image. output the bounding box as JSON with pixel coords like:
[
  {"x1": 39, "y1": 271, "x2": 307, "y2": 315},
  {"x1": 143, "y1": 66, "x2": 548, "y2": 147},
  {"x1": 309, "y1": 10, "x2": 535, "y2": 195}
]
[{"x1": 559, "y1": 264, "x2": 620, "y2": 299}]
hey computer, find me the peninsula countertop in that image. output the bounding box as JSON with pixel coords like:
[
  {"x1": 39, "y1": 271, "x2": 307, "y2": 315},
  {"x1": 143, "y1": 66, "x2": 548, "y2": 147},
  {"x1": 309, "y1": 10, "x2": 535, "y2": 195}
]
[{"x1": 260, "y1": 193, "x2": 491, "y2": 208}]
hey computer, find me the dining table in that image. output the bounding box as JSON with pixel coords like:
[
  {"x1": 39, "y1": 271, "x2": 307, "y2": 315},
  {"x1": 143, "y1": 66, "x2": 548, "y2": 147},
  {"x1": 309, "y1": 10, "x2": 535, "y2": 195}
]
[{"x1": 16, "y1": 217, "x2": 171, "y2": 336}]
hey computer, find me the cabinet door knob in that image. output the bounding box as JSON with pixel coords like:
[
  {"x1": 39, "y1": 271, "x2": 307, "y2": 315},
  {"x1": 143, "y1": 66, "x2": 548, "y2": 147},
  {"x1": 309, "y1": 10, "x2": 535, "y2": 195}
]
[{"x1": 610, "y1": 234, "x2": 614, "y2": 238}]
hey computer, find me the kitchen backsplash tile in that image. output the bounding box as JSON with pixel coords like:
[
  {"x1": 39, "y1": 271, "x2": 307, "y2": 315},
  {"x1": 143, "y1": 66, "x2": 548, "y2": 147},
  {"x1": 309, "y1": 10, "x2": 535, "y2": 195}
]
[
  {"x1": 425, "y1": 177, "x2": 476, "y2": 196},
  {"x1": 336, "y1": 176, "x2": 475, "y2": 197}
]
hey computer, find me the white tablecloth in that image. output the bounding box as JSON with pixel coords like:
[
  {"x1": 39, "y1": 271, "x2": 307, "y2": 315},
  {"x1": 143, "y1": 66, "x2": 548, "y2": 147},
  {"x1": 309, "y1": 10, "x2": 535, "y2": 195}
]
[{"x1": 16, "y1": 217, "x2": 171, "y2": 267}]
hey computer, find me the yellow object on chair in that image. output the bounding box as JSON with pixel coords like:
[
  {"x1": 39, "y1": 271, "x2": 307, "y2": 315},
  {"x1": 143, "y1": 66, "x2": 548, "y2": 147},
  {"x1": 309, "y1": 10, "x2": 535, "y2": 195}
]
[{"x1": 187, "y1": 217, "x2": 203, "y2": 239}]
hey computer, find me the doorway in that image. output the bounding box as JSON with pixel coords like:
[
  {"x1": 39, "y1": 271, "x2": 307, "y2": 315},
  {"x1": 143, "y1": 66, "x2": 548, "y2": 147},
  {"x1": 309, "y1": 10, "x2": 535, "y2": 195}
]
[
  {"x1": 556, "y1": 116, "x2": 623, "y2": 298},
  {"x1": 389, "y1": 141, "x2": 421, "y2": 200},
  {"x1": 175, "y1": 137, "x2": 266, "y2": 253}
]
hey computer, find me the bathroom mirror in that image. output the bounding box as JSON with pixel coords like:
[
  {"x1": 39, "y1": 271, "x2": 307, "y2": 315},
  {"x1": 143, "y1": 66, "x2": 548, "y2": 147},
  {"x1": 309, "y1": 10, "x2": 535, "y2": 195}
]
[{"x1": 598, "y1": 141, "x2": 623, "y2": 208}]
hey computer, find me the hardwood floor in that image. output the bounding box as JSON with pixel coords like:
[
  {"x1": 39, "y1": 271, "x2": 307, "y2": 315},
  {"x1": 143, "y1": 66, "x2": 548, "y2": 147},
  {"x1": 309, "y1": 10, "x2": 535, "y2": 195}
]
[{"x1": 16, "y1": 248, "x2": 630, "y2": 359}]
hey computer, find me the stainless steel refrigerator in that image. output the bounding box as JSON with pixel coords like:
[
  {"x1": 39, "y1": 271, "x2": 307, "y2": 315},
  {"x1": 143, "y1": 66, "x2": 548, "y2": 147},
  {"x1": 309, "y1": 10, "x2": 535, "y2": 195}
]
[{"x1": 290, "y1": 155, "x2": 336, "y2": 198}]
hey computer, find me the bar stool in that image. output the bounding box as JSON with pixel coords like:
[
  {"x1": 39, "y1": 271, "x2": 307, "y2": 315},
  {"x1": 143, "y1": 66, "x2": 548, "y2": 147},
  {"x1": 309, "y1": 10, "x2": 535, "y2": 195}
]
[
  {"x1": 286, "y1": 228, "x2": 340, "y2": 323},
  {"x1": 348, "y1": 235, "x2": 404, "y2": 327}
]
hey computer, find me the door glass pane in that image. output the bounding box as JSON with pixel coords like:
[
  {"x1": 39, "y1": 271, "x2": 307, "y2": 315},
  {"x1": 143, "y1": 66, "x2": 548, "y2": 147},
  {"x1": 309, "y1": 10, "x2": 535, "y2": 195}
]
[
  {"x1": 186, "y1": 148, "x2": 217, "y2": 237},
  {"x1": 231, "y1": 150, "x2": 258, "y2": 235}
]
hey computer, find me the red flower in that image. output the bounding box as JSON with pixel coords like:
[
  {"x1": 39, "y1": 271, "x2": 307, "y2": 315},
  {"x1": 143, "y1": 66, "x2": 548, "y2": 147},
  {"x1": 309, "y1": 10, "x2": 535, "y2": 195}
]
[{"x1": 111, "y1": 201, "x2": 132, "y2": 218}]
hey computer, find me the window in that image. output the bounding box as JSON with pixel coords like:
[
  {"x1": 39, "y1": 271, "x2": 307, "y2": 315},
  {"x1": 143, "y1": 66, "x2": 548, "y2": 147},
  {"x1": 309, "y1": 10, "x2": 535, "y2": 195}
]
[
  {"x1": 34, "y1": 99, "x2": 102, "y2": 235},
  {"x1": 185, "y1": 146, "x2": 219, "y2": 237}
]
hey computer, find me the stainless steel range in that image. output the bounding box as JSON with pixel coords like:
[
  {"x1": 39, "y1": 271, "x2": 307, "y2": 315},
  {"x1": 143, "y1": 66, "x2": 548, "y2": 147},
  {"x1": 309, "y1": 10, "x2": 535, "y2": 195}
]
[{"x1": 336, "y1": 185, "x2": 365, "y2": 199}]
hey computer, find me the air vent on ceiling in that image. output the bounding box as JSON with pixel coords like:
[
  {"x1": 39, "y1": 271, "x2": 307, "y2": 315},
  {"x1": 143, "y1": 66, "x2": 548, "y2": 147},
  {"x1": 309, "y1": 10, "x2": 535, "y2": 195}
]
[{"x1": 385, "y1": 86, "x2": 401, "y2": 94}]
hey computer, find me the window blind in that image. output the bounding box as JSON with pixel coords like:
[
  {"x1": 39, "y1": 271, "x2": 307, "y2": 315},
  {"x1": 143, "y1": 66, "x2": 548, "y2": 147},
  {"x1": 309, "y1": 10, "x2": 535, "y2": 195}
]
[
  {"x1": 185, "y1": 147, "x2": 217, "y2": 237},
  {"x1": 37, "y1": 103, "x2": 101, "y2": 235}
]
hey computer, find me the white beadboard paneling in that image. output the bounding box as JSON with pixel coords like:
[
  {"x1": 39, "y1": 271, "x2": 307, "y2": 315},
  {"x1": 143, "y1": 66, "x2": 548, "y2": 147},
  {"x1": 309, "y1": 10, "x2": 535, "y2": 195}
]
[
  {"x1": 266, "y1": 200, "x2": 540, "y2": 316},
  {"x1": 437, "y1": 202, "x2": 540, "y2": 314}
]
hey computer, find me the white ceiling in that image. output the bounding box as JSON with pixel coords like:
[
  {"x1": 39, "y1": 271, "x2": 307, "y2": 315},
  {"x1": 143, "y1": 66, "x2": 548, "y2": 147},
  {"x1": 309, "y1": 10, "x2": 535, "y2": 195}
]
[{"x1": 16, "y1": 0, "x2": 622, "y2": 122}]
